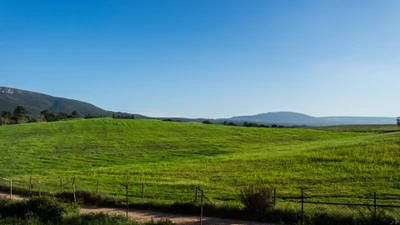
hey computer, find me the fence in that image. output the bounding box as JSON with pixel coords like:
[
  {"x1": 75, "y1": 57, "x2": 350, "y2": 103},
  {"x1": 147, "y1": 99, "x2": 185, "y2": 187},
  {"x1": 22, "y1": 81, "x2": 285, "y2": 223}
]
[
  {"x1": 294, "y1": 187, "x2": 400, "y2": 225},
  {"x1": 1, "y1": 176, "x2": 400, "y2": 225}
]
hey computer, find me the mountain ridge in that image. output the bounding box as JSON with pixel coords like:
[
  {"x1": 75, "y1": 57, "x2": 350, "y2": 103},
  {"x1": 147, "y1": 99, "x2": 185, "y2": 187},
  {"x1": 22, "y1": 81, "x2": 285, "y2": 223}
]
[
  {"x1": 0, "y1": 87, "x2": 396, "y2": 126},
  {"x1": 0, "y1": 86, "x2": 142, "y2": 118},
  {"x1": 226, "y1": 111, "x2": 396, "y2": 126}
]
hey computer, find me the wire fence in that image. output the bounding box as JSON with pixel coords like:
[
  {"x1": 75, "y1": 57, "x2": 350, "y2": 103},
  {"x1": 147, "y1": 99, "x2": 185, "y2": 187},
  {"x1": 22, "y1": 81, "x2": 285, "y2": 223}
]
[{"x1": 2, "y1": 176, "x2": 400, "y2": 225}]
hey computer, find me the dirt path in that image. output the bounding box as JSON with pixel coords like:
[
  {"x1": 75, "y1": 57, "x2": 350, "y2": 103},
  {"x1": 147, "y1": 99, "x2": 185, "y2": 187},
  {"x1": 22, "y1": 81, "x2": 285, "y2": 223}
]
[
  {"x1": 0, "y1": 192, "x2": 274, "y2": 225},
  {"x1": 81, "y1": 206, "x2": 272, "y2": 225},
  {"x1": 0, "y1": 192, "x2": 25, "y2": 200}
]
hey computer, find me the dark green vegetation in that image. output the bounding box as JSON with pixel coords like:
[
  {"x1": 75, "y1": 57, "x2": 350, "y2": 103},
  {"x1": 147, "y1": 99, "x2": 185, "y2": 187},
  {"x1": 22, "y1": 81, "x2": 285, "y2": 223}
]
[
  {"x1": 0, "y1": 119, "x2": 400, "y2": 224},
  {"x1": 0, "y1": 197, "x2": 174, "y2": 225},
  {"x1": 1, "y1": 105, "x2": 135, "y2": 126}
]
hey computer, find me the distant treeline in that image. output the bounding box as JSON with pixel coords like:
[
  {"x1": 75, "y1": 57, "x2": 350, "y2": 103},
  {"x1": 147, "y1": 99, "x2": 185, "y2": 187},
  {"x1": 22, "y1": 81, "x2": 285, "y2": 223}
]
[
  {"x1": 162, "y1": 118, "x2": 291, "y2": 128},
  {"x1": 163, "y1": 119, "x2": 291, "y2": 128},
  {"x1": 0, "y1": 106, "x2": 134, "y2": 125}
]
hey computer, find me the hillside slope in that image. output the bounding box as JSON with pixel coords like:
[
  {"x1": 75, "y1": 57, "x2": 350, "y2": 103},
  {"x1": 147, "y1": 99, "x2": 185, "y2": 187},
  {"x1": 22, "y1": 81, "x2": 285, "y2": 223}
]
[
  {"x1": 0, "y1": 87, "x2": 137, "y2": 118},
  {"x1": 0, "y1": 118, "x2": 399, "y2": 204}
]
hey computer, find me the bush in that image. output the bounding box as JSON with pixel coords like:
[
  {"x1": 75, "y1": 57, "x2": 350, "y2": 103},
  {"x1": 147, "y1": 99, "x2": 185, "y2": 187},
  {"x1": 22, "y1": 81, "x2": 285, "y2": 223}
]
[
  {"x1": 238, "y1": 183, "x2": 275, "y2": 213},
  {"x1": 64, "y1": 213, "x2": 139, "y2": 225},
  {"x1": 28, "y1": 197, "x2": 79, "y2": 222},
  {"x1": 0, "y1": 198, "x2": 29, "y2": 219}
]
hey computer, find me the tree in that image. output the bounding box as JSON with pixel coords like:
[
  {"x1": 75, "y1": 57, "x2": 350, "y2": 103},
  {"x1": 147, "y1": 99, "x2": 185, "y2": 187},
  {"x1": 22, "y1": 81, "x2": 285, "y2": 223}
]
[
  {"x1": 70, "y1": 111, "x2": 79, "y2": 119},
  {"x1": 0, "y1": 111, "x2": 13, "y2": 125},
  {"x1": 1, "y1": 111, "x2": 12, "y2": 119},
  {"x1": 41, "y1": 110, "x2": 57, "y2": 122},
  {"x1": 397, "y1": 117, "x2": 400, "y2": 130},
  {"x1": 13, "y1": 106, "x2": 29, "y2": 124},
  {"x1": 57, "y1": 112, "x2": 69, "y2": 120}
]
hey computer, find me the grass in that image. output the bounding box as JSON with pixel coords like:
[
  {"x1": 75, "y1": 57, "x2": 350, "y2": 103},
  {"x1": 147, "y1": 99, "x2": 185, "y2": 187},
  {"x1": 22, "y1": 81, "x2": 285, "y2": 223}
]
[{"x1": 0, "y1": 118, "x2": 399, "y2": 207}]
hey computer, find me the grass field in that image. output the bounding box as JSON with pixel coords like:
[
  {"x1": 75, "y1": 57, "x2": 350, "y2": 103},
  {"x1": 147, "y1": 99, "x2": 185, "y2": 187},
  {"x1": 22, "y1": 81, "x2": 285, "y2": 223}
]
[{"x1": 0, "y1": 118, "x2": 399, "y2": 206}]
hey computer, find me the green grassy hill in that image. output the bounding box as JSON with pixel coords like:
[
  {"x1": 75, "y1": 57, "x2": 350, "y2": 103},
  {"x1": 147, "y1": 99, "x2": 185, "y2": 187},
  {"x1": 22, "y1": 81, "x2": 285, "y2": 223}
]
[{"x1": 0, "y1": 118, "x2": 399, "y2": 204}]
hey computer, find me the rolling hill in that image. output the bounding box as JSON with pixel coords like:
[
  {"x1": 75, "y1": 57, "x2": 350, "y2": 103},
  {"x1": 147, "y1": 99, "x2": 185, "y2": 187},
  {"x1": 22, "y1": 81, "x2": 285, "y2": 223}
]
[
  {"x1": 0, "y1": 118, "x2": 399, "y2": 205},
  {"x1": 0, "y1": 87, "x2": 142, "y2": 118}
]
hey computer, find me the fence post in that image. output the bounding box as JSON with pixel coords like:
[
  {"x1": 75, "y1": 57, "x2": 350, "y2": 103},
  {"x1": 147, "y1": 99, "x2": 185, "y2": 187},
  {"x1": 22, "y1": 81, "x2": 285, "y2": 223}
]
[
  {"x1": 96, "y1": 180, "x2": 99, "y2": 196},
  {"x1": 301, "y1": 187, "x2": 304, "y2": 225},
  {"x1": 195, "y1": 186, "x2": 198, "y2": 202},
  {"x1": 10, "y1": 179, "x2": 12, "y2": 199},
  {"x1": 60, "y1": 178, "x2": 63, "y2": 193},
  {"x1": 38, "y1": 181, "x2": 41, "y2": 197},
  {"x1": 3, "y1": 178, "x2": 12, "y2": 199},
  {"x1": 72, "y1": 178, "x2": 76, "y2": 204},
  {"x1": 126, "y1": 184, "x2": 129, "y2": 219},
  {"x1": 374, "y1": 192, "x2": 377, "y2": 224},
  {"x1": 273, "y1": 187, "x2": 276, "y2": 207},
  {"x1": 29, "y1": 176, "x2": 32, "y2": 196},
  {"x1": 141, "y1": 182, "x2": 144, "y2": 201},
  {"x1": 200, "y1": 188, "x2": 204, "y2": 225}
]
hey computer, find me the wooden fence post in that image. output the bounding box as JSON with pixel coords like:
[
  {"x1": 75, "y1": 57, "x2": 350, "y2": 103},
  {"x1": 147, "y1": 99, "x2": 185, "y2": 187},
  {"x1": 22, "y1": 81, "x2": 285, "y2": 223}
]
[
  {"x1": 126, "y1": 184, "x2": 129, "y2": 219},
  {"x1": 10, "y1": 179, "x2": 12, "y2": 199},
  {"x1": 374, "y1": 192, "x2": 377, "y2": 223},
  {"x1": 120, "y1": 182, "x2": 129, "y2": 220},
  {"x1": 195, "y1": 186, "x2": 198, "y2": 202},
  {"x1": 96, "y1": 180, "x2": 99, "y2": 196},
  {"x1": 3, "y1": 178, "x2": 12, "y2": 199},
  {"x1": 60, "y1": 178, "x2": 63, "y2": 193},
  {"x1": 141, "y1": 182, "x2": 144, "y2": 201},
  {"x1": 29, "y1": 176, "x2": 32, "y2": 196},
  {"x1": 200, "y1": 188, "x2": 204, "y2": 225},
  {"x1": 301, "y1": 187, "x2": 304, "y2": 225},
  {"x1": 72, "y1": 177, "x2": 76, "y2": 204}
]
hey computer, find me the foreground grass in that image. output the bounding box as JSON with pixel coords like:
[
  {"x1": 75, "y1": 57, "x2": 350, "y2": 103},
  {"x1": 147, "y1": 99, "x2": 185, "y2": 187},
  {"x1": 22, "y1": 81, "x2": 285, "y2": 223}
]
[
  {"x1": 0, "y1": 119, "x2": 399, "y2": 206},
  {"x1": 0, "y1": 197, "x2": 174, "y2": 225}
]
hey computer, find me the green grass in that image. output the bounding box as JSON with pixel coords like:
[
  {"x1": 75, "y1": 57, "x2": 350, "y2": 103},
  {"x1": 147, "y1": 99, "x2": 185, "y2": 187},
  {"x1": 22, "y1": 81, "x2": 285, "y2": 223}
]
[{"x1": 0, "y1": 118, "x2": 399, "y2": 206}]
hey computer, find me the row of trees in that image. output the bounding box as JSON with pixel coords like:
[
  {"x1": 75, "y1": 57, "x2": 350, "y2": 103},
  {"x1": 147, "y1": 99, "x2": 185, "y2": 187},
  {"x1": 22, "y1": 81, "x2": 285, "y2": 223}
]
[
  {"x1": 0, "y1": 106, "x2": 80, "y2": 125},
  {"x1": 201, "y1": 120, "x2": 286, "y2": 128},
  {"x1": 0, "y1": 106, "x2": 29, "y2": 125},
  {"x1": 1, "y1": 106, "x2": 136, "y2": 125}
]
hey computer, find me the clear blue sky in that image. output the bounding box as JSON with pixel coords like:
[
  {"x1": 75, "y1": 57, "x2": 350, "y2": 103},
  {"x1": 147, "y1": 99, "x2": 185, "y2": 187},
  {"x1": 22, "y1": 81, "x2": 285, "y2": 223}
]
[{"x1": 1, "y1": 0, "x2": 399, "y2": 118}]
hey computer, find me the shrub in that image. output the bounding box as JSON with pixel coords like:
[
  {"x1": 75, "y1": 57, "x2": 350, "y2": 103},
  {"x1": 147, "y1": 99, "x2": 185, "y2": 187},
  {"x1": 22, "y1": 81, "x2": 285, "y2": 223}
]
[
  {"x1": 27, "y1": 196, "x2": 79, "y2": 222},
  {"x1": 238, "y1": 183, "x2": 275, "y2": 213},
  {"x1": 144, "y1": 219, "x2": 175, "y2": 225},
  {"x1": 63, "y1": 213, "x2": 139, "y2": 225}
]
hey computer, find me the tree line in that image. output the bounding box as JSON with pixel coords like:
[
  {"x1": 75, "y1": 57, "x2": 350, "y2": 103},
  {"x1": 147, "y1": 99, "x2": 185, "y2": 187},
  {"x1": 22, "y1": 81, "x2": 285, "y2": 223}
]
[
  {"x1": 0, "y1": 106, "x2": 135, "y2": 126},
  {"x1": 201, "y1": 120, "x2": 288, "y2": 128},
  {"x1": 0, "y1": 106, "x2": 80, "y2": 125}
]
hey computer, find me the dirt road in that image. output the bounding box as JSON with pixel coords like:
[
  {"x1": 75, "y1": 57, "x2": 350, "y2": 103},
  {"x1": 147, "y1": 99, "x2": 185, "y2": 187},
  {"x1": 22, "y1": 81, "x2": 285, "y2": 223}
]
[{"x1": 0, "y1": 192, "x2": 273, "y2": 225}]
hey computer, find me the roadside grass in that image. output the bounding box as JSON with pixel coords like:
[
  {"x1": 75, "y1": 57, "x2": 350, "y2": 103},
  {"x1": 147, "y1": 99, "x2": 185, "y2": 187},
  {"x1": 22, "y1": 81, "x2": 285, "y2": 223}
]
[{"x1": 0, "y1": 118, "x2": 399, "y2": 206}]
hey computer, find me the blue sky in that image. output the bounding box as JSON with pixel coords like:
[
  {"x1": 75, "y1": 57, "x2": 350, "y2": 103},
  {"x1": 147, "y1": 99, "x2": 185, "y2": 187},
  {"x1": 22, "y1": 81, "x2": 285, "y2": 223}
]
[{"x1": 1, "y1": 0, "x2": 399, "y2": 118}]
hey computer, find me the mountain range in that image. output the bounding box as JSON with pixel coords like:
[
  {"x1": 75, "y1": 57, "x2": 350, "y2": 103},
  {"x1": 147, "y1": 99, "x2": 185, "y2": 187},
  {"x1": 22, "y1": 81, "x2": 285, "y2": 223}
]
[
  {"x1": 0, "y1": 87, "x2": 396, "y2": 126},
  {"x1": 226, "y1": 112, "x2": 396, "y2": 126}
]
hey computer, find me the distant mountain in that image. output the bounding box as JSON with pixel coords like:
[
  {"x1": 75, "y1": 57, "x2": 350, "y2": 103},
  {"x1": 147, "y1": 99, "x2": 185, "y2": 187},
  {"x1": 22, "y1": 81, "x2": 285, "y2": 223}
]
[
  {"x1": 0, "y1": 87, "x2": 144, "y2": 118},
  {"x1": 225, "y1": 111, "x2": 396, "y2": 126},
  {"x1": 230, "y1": 112, "x2": 317, "y2": 125}
]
